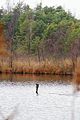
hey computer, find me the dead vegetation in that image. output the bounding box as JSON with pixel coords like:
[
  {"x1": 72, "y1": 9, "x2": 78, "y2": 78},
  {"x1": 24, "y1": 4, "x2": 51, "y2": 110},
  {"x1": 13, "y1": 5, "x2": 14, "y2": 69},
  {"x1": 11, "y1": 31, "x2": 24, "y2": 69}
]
[
  {"x1": 73, "y1": 58, "x2": 80, "y2": 91},
  {"x1": 0, "y1": 57, "x2": 73, "y2": 75}
]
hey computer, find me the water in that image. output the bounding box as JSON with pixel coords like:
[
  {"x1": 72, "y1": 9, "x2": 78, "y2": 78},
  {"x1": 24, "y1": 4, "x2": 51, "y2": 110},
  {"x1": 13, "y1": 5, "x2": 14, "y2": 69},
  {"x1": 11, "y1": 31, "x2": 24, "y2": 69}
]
[{"x1": 0, "y1": 74, "x2": 79, "y2": 120}]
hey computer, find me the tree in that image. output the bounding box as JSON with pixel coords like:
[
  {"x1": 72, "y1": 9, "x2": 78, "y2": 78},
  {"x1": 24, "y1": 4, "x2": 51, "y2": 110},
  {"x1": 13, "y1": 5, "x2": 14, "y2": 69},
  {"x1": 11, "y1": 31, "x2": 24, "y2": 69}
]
[{"x1": 0, "y1": 23, "x2": 9, "y2": 57}]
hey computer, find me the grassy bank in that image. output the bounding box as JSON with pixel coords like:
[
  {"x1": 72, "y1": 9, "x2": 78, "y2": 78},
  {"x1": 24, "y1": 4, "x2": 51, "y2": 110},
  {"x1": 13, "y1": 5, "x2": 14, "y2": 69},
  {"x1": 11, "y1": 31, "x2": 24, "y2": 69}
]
[{"x1": 0, "y1": 57, "x2": 73, "y2": 75}]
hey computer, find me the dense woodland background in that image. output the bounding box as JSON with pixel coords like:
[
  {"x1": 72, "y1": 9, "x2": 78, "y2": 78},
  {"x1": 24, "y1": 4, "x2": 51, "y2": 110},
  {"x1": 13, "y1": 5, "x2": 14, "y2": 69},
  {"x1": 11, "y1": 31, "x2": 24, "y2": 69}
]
[{"x1": 0, "y1": 2, "x2": 80, "y2": 74}]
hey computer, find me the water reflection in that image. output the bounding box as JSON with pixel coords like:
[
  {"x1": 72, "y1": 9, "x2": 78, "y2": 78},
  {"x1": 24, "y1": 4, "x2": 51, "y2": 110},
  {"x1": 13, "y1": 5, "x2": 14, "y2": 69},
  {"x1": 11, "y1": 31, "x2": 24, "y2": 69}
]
[
  {"x1": 0, "y1": 74, "x2": 72, "y2": 84},
  {"x1": 0, "y1": 74, "x2": 79, "y2": 120},
  {"x1": 0, "y1": 104, "x2": 19, "y2": 120}
]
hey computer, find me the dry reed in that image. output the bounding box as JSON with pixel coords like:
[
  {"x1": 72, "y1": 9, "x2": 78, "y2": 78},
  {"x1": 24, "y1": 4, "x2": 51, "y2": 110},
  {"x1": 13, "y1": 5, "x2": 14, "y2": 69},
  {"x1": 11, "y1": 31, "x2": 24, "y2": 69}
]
[
  {"x1": 73, "y1": 58, "x2": 80, "y2": 91},
  {"x1": 0, "y1": 57, "x2": 73, "y2": 75}
]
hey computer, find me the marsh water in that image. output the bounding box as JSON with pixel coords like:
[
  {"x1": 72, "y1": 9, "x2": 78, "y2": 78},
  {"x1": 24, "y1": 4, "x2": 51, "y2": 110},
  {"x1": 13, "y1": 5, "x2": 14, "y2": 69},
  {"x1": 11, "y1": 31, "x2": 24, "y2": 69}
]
[{"x1": 0, "y1": 74, "x2": 79, "y2": 120}]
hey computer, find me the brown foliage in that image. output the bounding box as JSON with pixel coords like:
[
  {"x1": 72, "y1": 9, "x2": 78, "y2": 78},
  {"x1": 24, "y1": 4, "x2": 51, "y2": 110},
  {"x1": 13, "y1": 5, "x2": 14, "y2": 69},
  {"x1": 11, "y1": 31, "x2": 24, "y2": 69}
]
[
  {"x1": 73, "y1": 58, "x2": 80, "y2": 91},
  {"x1": 0, "y1": 57, "x2": 73, "y2": 75}
]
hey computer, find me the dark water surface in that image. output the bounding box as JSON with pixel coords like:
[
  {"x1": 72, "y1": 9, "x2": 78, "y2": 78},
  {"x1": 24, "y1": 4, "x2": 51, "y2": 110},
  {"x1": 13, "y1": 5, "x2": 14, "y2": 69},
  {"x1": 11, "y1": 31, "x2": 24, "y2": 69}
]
[{"x1": 0, "y1": 74, "x2": 79, "y2": 120}]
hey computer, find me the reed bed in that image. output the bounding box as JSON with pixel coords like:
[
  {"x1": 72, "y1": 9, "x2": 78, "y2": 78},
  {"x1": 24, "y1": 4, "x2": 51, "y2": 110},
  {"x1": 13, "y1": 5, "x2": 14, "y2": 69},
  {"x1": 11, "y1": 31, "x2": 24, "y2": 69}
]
[
  {"x1": 73, "y1": 58, "x2": 80, "y2": 90},
  {"x1": 0, "y1": 57, "x2": 73, "y2": 75}
]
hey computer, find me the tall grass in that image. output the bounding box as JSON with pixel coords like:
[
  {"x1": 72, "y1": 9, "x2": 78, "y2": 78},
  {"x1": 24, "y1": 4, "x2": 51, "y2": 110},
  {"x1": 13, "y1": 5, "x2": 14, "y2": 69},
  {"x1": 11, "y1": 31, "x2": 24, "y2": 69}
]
[
  {"x1": 73, "y1": 58, "x2": 80, "y2": 91},
  {"x1": 0, "y1": 57, "x2": 73, "y2": 75}
]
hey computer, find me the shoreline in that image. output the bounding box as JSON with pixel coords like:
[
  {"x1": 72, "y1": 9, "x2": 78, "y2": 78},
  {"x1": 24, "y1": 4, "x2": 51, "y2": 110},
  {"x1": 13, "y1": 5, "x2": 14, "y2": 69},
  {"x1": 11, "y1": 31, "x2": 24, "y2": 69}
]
[{"x1": 0, "y1": 71, "x2": 73, "y2": 76}]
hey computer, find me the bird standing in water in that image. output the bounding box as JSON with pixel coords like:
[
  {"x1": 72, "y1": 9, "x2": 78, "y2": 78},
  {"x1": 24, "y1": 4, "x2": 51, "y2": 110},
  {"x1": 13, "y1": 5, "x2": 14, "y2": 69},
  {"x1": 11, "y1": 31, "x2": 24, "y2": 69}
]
[{"x1": 36, "y1": 84, "x2": 39, "y2": 95}]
